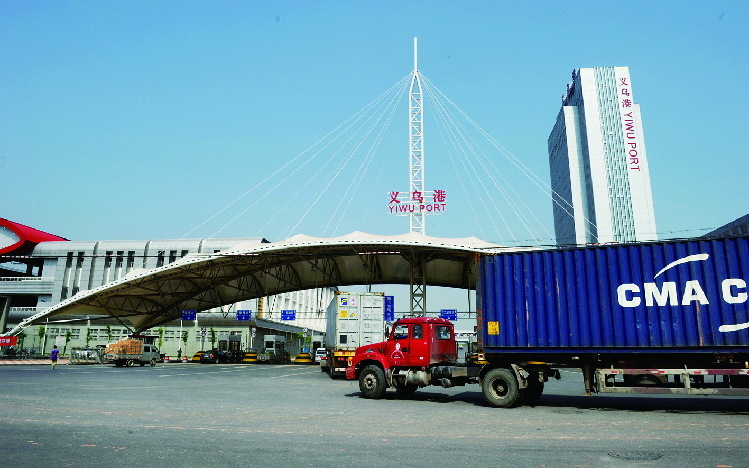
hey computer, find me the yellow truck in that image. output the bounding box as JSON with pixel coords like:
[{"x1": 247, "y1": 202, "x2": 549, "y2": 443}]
[{"x1": 105, "y1": 336, "x2": 161, "y2": 367}]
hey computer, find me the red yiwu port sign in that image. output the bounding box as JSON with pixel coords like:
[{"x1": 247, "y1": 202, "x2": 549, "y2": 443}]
[
  {"x1": 0, "y1": 336, "x2": 18, "y2": 346},
  {"x1": 388, "y1": 190, "x2": 447, "y2": 214}
]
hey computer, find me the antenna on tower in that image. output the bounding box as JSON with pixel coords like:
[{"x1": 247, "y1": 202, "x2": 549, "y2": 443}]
[{"x1": 413, "y1": 36, "x2": 418, "y2": 71}]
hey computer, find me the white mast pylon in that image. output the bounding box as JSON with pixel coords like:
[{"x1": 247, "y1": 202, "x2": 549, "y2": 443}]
[
  {"x1": 408, "y1": 37, "x2": 427, "y2": 316},
  {"x1": 409, "y1": 37, "x2": 425, "y2": 234}
]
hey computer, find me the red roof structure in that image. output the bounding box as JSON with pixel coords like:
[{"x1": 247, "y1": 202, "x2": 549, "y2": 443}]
[{"x1": 0, "y1": 218, "x2": 68, "y2": 256}]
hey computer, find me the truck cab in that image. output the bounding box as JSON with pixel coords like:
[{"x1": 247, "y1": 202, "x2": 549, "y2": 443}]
[
  {"x1": 381, "y1": 318, "x2": 457, "y2": 367},
  {"x1": 347, "y1": 317, "x2": 464, "y2": 394}
]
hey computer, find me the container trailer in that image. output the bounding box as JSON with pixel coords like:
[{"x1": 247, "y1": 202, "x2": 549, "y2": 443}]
[
  {"x1": 323, "y1": 291, "x2": 387, "y2": 377},
  {"x1": 347, "y1": 236, "x2": 749, "y2": 407}
]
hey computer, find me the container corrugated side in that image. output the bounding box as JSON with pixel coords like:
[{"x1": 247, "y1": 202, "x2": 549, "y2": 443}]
[
  {"x1": 480, "y1": 236, "x2": 749, "y2": 352},
  {"x1": 326, "y1": 291, "x2": 385, "y2": 350}
]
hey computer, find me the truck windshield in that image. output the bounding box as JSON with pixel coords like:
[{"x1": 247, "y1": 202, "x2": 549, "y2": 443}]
[
  {"x1": 393, "y1": 324, "x2": 409, "y2": 340},
  {"x1": 436, "y1": 326, "x2": 451, "y2": 340}
]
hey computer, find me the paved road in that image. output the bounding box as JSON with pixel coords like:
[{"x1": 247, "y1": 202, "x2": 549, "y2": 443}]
[{"x1": 1, "y1": 363, "x2": 747, "y2": 467}]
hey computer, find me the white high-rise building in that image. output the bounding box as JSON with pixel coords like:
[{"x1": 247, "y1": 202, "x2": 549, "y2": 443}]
[{"x1": 548, "y1": 67, "x2": 657, "y2": 245}]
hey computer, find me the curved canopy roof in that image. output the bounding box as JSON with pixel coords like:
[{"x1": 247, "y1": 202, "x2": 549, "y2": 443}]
[{"x1": 6, "y1": 232, "x2": 516, "y2": 335}]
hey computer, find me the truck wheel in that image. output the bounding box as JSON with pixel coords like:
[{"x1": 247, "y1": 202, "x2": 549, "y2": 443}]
[
  {"x1": 150, "y1": 358, "x2": 157, "y2": 367},
  {"x1": 115, "y1": 361, "x2": 124, "y2": 367},
  {"x1": 359, "y1": 365, "x2": 386, "y2": 399},
  {"x1": 482, "y1": 368, "x2": 522, "y2": 408},
  {"x1": 521, "y1": 376, "x2": 544, "y2": 404},
  {"x1": 126, "y1": 359, "x2": 135, "y2": 367}
]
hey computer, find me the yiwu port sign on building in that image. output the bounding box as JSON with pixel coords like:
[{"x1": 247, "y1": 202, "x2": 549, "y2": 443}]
[{"x1": 388, "y1": 190, "x2": 447, "y2": 214}]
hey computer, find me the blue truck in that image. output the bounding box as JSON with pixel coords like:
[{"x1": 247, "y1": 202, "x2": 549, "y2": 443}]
[{"x1": 348, "y1": 236, "x2": 749, "y2": 407}]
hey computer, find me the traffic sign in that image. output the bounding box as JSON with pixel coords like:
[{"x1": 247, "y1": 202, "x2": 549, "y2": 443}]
[
  {"x1": 181, "y1": 310, "x2": 197, "y2": 321},
  {"x1": 236, "y1": 310, "x2": 252, "y2": 321},
  {"x1": 384, "y1": 296, "x2": 395, "y2": 321},
  {"x1": 281, "y1": 310, "x2": 296, "y2": 321},
  {"x1": 440, "y1": 309, "x2": 458, "y2": 321}
]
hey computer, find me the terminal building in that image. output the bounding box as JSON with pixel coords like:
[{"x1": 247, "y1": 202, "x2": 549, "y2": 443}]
[
  {"x1": 548, "y1": 67, "x2": 658, "y2": 245},
  {"x1": 0, "y1": 218, "x2": 336, "y2": 358},
  {"x1": 705, "y1": 214, "x2": 749, "y2": 238}
]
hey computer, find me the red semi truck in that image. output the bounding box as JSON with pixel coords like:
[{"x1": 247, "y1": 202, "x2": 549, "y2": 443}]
[
  {"x1": 346, "y1": 236, "x2": 749, "y2": 408},
  {"x1": 347, "y1": 316, "x2": 556, "y2": 407}
]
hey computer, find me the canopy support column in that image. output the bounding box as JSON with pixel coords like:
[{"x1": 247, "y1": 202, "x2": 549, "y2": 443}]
[{"x1": 404, "y1": 251, "x2": 429, "y2": 316}]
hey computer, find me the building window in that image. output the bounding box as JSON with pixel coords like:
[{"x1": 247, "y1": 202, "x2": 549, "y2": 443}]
[
  {"x1": 115, "y1": 251, "x2": 124, "y2": 280},
  {"x1": 61, "y1": 252, "x2": 74, "y2": 300},
  {"x1": 126, "y1": 251, "x2": 135, "y2": 271}
]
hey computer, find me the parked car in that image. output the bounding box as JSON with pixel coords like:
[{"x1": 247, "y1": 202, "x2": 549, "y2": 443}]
[
  {"x1": 314, "y1": 348, "x2": 327, "y2": 363},
  {"x1": 199, "y1": 349, "x2": 229, "y2": 364}
]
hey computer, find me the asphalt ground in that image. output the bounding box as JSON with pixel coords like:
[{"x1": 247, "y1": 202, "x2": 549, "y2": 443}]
[{"x1": 1, "y1": 362, "x2": 748, "y2": 468}]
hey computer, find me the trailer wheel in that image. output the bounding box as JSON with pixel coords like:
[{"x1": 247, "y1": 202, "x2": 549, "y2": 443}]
[
  {"x1": 482, "y1": 368, "x2": 522, "y2": 408},
  {"x1": 359, "y1": 365, "x2": 386, "y2": 399},
  {"x1": 150, "y1": 358, "x2": 157, "y2": 367},
  {"x1": 521, "y1": 375, "x2": 544, "y2": 404}
]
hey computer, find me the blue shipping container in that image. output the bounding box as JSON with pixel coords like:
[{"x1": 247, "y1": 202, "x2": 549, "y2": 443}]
[{"x1": 479, "y1": 236, "x2": 749, "y2": 353}]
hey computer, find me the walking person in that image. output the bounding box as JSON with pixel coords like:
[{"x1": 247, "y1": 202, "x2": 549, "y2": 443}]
[{"x1": 50, "y1": 345, "x2": 60, "y2": 370}]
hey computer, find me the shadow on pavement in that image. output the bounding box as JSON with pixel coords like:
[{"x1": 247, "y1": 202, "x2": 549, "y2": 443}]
[{"x1": 344, "y1": 389, "x2": 749, "y2": 414}]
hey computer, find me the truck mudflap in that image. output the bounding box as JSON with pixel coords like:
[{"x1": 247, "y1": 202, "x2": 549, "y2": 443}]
[
  {"x1": 597, "y1": 368, "x2": 749, "y2": 395},
  {"x1": 498, "y1": 363, "x2": 560, "y2": 390}
]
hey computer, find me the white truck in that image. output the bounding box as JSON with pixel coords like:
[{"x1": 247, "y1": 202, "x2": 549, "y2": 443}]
[
  {"x1": 257, "y1": 335, "x2": 289, "y2": 363},
  {"x1": 105, "y1": 336, "x2": 161, "y2": 367},
  {"x1": 322, "y1": 291, "x2": 387, "y2": 378}
]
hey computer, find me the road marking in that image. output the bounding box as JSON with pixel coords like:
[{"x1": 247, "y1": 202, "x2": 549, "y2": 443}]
[{"x1": 269, "y1": 370, "x2": 320, "y2": 379}]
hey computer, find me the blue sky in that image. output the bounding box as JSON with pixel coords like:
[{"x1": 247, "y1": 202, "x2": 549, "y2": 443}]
[{"x1": 2, "y1": 1, "x2": 748, "y2": 246}]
